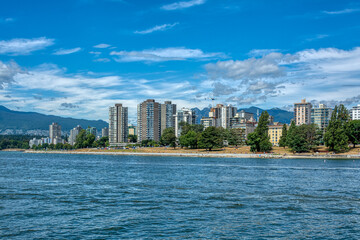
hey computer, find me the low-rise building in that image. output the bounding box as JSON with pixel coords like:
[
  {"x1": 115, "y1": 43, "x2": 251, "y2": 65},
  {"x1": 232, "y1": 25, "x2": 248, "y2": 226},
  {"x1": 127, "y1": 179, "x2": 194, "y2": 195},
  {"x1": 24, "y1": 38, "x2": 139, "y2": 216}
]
[
  {"x1": 350, "y1": 104, "x2": 360, "y2": 120},
  {"x1": 200, "y1": 117, "x2": 215, "y2": 129},
  {"x1": 268, "y1": 125, "x2": 283, "y2": 146},
  {"x1": 128, "y1": 124, "x2": 137, "y2": 136},
  {"x1": 231, "y1": 122, "x2": 256, "y2": 139}
]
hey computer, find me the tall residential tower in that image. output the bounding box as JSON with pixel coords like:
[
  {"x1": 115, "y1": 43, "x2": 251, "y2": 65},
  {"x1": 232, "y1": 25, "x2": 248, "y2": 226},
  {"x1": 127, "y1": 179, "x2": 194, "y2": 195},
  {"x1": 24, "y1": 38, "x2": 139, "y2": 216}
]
[
  {"x1": 160, "y1": 101, "x2": 176, "y2": 135},
  {"x1": 109, "y1": 104, "x2": 128, "y2": 146},
  {"x1": 294, "y1": 99, "x2": 312, "y2": 125},
  {"x1": 137, "y1": 99, "x2": 161, "y2": 142}
]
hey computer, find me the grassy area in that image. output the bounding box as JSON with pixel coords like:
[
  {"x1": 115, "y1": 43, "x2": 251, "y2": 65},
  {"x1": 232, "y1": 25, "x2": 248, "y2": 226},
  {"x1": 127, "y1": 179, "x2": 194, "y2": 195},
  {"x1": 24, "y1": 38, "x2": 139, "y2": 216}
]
[{"x1": 73, "y1": 145, "x2": 360, "y2": 156}]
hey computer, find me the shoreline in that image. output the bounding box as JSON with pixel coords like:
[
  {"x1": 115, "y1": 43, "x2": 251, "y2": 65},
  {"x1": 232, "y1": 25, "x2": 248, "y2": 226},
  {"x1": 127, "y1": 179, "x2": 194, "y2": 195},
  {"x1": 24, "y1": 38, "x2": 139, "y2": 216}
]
[{"x1": 22, "y1": 150, "x2": 360, "y2": 159}]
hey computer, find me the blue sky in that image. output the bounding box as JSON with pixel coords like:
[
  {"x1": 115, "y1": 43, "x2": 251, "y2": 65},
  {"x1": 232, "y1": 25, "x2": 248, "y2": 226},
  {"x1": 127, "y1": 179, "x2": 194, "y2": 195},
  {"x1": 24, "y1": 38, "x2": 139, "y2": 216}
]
[{"x1": 1, "y1": 0, "x2": 360, "y2": 123}]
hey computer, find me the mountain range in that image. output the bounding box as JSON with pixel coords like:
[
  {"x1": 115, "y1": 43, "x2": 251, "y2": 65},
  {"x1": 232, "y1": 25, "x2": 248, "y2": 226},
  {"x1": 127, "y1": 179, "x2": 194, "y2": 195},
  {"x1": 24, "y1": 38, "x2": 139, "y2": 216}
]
[
  {"x1": 192, "y1": 106, "x2": 293, "y2": 124},
  {"x1": 0, "y1": 105, "x2": 108, "y2": 134},
  {"x1": 0, "y1": 105, "x2": 294, "y2": 135}
]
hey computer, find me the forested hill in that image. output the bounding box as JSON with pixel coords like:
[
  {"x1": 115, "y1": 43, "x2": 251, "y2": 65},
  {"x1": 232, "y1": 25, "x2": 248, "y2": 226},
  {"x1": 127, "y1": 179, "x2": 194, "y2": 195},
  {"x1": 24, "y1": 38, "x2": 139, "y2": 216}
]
[{"x1": 0, "y1": 105, "x2": 108, "y2": 132}]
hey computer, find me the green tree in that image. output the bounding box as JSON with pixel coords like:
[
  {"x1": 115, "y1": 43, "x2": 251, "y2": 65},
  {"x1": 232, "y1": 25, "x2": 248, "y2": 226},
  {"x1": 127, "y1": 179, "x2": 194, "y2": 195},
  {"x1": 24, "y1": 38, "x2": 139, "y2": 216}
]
[
  {"x1": 128, "y1": 134, "x2": 137, "y2": 143},
  {"x1": 179, "y1": 130, "x2": 199, "y2": 149},
  {"x1": 226, "y1": 128, "x2": 245, "y2": 146},
  {"x1": 287, "y1": 124, "x2": 320, "y2": 153},
  {"x1": 286, "y1": 121, "x2": 296, "y2": 147},
  {"x1": 247, "y1": 111, "x2": 272, "y2": 152},
  {"x1": 95, "y1": 136, "x2": 109, "y2": 148},
  {"x1": 198, "y1": 126, "x2": 223, "y2": 151},
  {"x1": 347, "y1": 120, "x2": 360, "y2": 148},
  {"x1": 324, "y1": 105, "x2": 349, "y2": 153},
  {"x1": 74, "y1": 129, "x2": 95, "y2": 148},
  {"x1": 160, "y1": 128, "x2": 177, "y2": 148},
  {"x1": 278, "y1": 124, "x2": 288, "y2": 148}
]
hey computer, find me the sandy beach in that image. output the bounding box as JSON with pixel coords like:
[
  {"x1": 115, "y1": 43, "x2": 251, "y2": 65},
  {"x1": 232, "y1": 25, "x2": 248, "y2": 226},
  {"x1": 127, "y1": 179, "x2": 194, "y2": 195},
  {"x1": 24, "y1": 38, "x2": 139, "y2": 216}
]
[{"x1": 23, "y1": 146, "x2": 360, "y2": 159}]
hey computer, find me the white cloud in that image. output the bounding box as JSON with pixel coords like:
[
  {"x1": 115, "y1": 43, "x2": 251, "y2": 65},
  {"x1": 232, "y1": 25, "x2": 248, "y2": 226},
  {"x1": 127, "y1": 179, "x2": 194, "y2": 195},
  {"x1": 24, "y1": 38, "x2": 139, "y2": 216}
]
[
  {"x1": 89, "y1": 51, "x2": 101, "y2": 55},
  {"x1": 323, "y1": 8, "x2": 360, "y2": 15},
  {"x1": 94, "y1": 58, "x2": 111, "y2": 62},
  {"x1": 93, "y1": 43, "x2": 111, "y2": 48},
  {"x1": 161, "y1": 0, "x2": 206, "y2": 10},
  {"x1": 0, "y1": 61, "x2": 22, "y2": 89},
  {"x1": 53, "y1": 47, "x2": 82, "y2": 55},
  {"x1": 110, "y1": 47, "x2": 223, "y2": 62},
  {"x1": 204, "y1": 47, "x2": 360, "y2": 108},
  {"x1": 248, "y1": 49, "x2": 280, "y2": 57},
  {"x1": 206, "y1": 52, "x2": 286, "y2": 81},
  {"x1": 2, "y1": 61, "x2": 202, "y2": 122},
  {"x1": 0, "y1": 37, "x2": 54, "y2": 55},
  {"x1": 134, "y1": 22, "x2": 179, "y2": 34}
]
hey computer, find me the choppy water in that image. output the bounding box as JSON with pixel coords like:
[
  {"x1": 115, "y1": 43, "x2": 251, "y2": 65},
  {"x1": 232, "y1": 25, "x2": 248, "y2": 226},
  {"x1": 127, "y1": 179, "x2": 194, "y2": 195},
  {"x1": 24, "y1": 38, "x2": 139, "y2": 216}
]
[{"x1": 1, "y1": 152, "x2": 360, "y2": 239}]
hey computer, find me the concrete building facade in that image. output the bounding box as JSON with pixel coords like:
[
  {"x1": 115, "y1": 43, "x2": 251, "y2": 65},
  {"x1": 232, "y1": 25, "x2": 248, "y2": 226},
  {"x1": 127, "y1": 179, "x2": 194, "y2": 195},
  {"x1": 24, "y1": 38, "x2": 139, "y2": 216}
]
[
  {"x1": 101, "y1": 127, "x2": 109, "y2": 138},
  {"x1": 109, "y1": 103, "x2": 128, "y2": 146},
  {"x1": 174, "y1": 107, "x2": 196, "y2": 137},
  {"x1": 350, "y1": 104, "x2": 360, "y2": 120},
  {"x1": 137, "y1": 99, "x2": 161, "y2": 142},
  {"x1": 294, "y1": 99, "x2": 312, "y2": 125},
  {"x1": 160, "y1": 101, "x2": 177, "y2": 135},
  {"x1": 49, "y1": 122, "x2": 62, "y2": 144},
  {"x1": 311, "y1": 104, "x2": 332, "y2": 132},
  {"x1": 69, "y1": 125, "x2": 82, "y2": 146},
  {"x1": 268, "y1": 125, "x2": 283, "y2": 146}
]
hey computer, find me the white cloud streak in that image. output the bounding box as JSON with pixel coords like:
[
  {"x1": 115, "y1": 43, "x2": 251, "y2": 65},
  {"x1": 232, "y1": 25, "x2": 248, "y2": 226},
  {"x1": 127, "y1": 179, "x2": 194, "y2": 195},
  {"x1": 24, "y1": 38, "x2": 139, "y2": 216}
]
[
  {"x1": 161, "y1": 0, "x2": 206, "y2": 10},
  {"x1": 0, "y1": 37, "x2": 54, "y2": 55},
  {"x1": 110, "y1": 47, "x2": 223, "y2": 62},
  {"x1": 53, "y1": 47, "x2": 82, "y2": 55},
  {"x1": 93, "y1": 43, "x2": 111, "y2": 48},
  {"x1": 134, "y1": 22, "x2": 179, "y2": 34},
  {"x1": 323, "y1": 8, "x2": 360, "y2": 15}
]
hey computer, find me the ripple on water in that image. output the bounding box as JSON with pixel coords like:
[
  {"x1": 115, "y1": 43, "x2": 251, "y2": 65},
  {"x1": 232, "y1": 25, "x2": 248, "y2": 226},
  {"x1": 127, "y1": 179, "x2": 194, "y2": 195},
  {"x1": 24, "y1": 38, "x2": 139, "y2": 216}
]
[{"x1": 1, "y1": 152, "x2": 360, "y2": 239}]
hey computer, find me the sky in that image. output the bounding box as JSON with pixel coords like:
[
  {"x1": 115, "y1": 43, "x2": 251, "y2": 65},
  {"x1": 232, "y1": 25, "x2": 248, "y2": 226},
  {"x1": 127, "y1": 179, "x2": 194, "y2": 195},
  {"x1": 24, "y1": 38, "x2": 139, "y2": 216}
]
[{"x1": 1, "y1": 0, "x2": 360, "y2": 123}]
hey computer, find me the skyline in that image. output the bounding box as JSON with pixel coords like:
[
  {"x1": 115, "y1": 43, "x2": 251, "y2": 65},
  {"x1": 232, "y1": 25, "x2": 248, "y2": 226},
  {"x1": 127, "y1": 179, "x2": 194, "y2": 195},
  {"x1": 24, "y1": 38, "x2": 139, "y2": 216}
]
[{"x1": 1, "y1": 0, "x2": 360, "y2": 123}]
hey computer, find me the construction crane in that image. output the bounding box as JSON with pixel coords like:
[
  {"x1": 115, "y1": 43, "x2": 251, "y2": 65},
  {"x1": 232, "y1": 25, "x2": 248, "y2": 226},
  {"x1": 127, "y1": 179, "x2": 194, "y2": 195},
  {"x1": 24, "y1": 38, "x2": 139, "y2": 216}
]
[{"x1": 204, "y1": 96, "x2": 216, "y2": 108}]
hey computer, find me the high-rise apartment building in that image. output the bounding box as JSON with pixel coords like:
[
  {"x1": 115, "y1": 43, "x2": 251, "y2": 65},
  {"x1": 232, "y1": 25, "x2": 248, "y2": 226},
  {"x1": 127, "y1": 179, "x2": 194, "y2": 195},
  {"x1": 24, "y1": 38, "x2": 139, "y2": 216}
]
[
  {"x1": 49, "y1": 122, "x2": 62, "y2": 144},
  {"x1": 160, "y1": 101, "x2": 177, "y2": 135},
  {"x1": 137, "y1": 99, "x2": 161, "y2": 142},
  {"x1": 311, "y1": 104, "x2": 332, "y2": 132},
  {"x1": 294, "y1": 99, "x2": 312, "y2": 125},
  {"x1": 208, "y1": 104, "x2": 237, "y2": 128},
  {"x1": 69, "y1": 125, "x2": 82, "y2": 145},
  {"x1": 86, "y1": 127, "x2": 97, "y2": 136},
  {"x1": 350, "y1": 104, "x2": 360, "y2": 120},
  {"x1": 174, "y1": 107, "x2": 196, "y2": 137},
  {"x1": 109, "y1": 103, "x2": 128, "y2": 146},
  {"x1": 101, "y1": 127, "x2": 109, "y2": 138},
  {"x1": 220, "y1": 105, "x2": 237, "y2": 129}
]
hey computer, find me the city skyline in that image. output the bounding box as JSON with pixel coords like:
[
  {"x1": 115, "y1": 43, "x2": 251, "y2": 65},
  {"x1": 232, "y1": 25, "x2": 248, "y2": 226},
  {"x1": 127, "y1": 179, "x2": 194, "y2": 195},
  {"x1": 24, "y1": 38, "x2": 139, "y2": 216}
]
[{"x1": 1, "y1": 0, "x2": 360, "y2": 123}]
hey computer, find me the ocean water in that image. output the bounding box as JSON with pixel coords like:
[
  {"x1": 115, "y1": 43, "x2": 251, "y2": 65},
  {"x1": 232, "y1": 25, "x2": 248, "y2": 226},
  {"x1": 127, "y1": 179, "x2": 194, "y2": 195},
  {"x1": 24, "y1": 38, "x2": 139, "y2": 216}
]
[{"x1": 1, "y1": 152, "x2": 360, "y2": 239}]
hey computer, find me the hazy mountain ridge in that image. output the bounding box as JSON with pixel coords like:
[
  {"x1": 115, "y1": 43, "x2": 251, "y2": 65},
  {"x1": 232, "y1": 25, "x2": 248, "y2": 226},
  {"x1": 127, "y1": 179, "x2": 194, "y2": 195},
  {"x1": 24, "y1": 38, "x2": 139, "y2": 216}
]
[{"x1": 0, "y1": 105, "x2": 108, "y2": 134}]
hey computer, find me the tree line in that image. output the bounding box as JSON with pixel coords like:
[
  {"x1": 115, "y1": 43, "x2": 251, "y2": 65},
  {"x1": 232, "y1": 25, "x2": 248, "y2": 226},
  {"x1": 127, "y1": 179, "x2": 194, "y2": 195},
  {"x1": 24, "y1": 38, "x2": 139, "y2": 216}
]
[
  {"x1": 33, "y1": 129, "x2": 109, "y2": 150},
  {"x1": 160, "y1": 122, "x2": 245, "y2": 151},
  {"x1": 278, "y1": 104, "x2": 360, "y2": 153}
]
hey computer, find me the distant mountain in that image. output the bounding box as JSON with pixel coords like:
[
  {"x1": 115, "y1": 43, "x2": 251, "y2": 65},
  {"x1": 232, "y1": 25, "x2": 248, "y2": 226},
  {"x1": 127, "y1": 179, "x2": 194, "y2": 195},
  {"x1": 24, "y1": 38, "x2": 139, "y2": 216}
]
[
  {"x1": 192, "y1": 106, "x2": 293, "y2": 124},
  {"x1": 192, "y1": 107, "x2": 210, "y2": 124},
  {"x1": 238, "y1": 106, "x2": 293, "y2": 124},
  {"x1": 0, "y1": 105, "x2": 108, "y2": 134}
]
